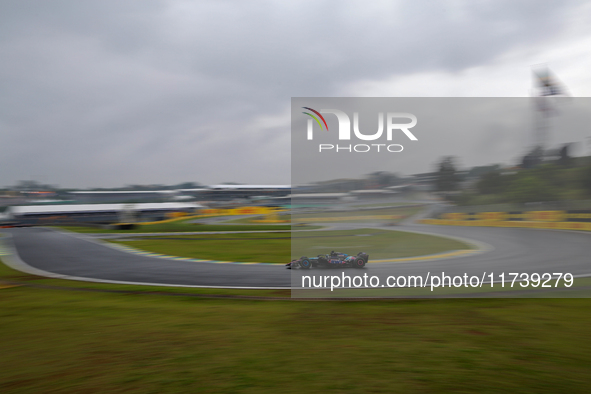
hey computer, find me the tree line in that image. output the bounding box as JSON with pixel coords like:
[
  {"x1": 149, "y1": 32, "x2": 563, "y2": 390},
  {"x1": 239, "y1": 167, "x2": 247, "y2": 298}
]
[{"x1": 435, "y1": 156, "x2": 591, "y2": 205}]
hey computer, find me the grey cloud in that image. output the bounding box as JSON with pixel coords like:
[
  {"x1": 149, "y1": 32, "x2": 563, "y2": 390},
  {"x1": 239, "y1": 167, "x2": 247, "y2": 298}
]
[{"x1": 0, "y1": 0, "x2": 588, "y2": 187}]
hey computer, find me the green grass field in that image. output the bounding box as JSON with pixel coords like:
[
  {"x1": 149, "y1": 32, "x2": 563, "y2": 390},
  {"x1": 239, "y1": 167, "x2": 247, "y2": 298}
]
[
  {"x1": 351, "y1": 202, "x2": 422, "y2": 208},
  {"x1": 292, "y1": 229, "x2": 471, "y2": 260},
  {"x1": 217, "y1": 207, "x2": 419, "y2": 225},
  {"x1": 293, "y1": 206, "x2": 423, "y2": 222},
  {"x1": 111, "y1": 232, "x2": 290, "y2": 263},
  {"x1": 108, "y1": 229, "x2": 472, "y2": 263},
  {"x1": 222, "y1": 215, "x2": 291, "y2": 224},
  {"x1": 2, "y1": 226, "x2": 590, "y2": 393},
  {"x1": 1, "y1": 265, "x2": 591, "y2": 393},
  {"x1": 56, "y1": 222, "x2": 292, "y2": 233}
]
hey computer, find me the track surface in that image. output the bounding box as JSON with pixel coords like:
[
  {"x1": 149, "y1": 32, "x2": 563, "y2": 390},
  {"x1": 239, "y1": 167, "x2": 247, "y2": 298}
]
[
  {"x1": 3, "y1": 222, "x2": 591, "y2": 288},
  {"x1": 3, "y1": 228, "x2": 288, "y2": 288}
]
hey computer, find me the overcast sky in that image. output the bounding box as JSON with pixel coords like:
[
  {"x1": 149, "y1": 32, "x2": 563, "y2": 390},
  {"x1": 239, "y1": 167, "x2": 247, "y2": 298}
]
[
  {"x1": 292, "y1": 97, "x2": 591, "y2": 184},
  {"x1": 1, "y1": 0, "x2": 591, "y2": 188}
]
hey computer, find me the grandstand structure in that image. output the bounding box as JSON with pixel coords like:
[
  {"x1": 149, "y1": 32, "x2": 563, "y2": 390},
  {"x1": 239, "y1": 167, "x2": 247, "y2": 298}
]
[
  {"x1": 181, "y1": 185, "x2": 291, "y2": 202},
  {"x1": 4, "y1": 202, "x2": 202, "y2": 226},
  {"x1": 69, "y1": 190, "x2": 177, "y2": 203},
  {"x1": 67, "y1": 185, "x2": 291, "y2": 204},
  {"x1": 0, "y1": 183, "x2": 422, "y2": 225}
]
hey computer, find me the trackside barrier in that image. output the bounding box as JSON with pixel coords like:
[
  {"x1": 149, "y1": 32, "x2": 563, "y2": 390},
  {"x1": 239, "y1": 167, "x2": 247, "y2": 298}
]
[
  {"x1": 134, "y1": 207, "x2": 285, "y2": 225},
  {"x1": 199, "y1": 207, "x2": 283, "y2": 216},
  {"x1": 420, "y1": 219, "x2": 591, "y2": 231},
  {"x1": 292, "y1": 215, "x2": 402, "y2": 222},
  {"x1": 439, "y1": 210, "x2": 591, "y2": 223}
]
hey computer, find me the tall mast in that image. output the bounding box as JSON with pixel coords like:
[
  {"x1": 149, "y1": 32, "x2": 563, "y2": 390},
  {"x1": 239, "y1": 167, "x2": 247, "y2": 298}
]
[{"x1": 531, "y1": 65, "x2": 565, "y2": 156}]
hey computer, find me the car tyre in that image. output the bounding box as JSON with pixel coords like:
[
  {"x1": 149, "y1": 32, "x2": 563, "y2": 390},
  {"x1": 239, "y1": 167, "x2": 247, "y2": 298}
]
[
  {"x1": 300, "y1": 257, "x2": 311, "y2": 269},
  {"x1": 353, "y1": 257, "x2": 366, "y2": 268}
]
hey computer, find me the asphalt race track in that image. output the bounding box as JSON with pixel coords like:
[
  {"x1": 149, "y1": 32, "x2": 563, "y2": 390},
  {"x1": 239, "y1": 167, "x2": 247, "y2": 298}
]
[
  {"x1": 3, "y1": 223, "x2": 591, "y2": 289},
  {"x1": 2, "y1": 227, "x2": 289, "y2": 288}
]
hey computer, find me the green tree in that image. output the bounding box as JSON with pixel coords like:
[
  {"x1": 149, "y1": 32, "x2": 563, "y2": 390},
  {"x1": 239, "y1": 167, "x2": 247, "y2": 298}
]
[
  {"x1": 477, "y1": 170, "x2": 505, "y2": 194},
  {"x1": 507, "y1": 176, "x2": 558, "y2": 203},
  {"x1": 435, "y1": 157, "x2": 460, "y2": 192},
  {"x1": 579, "y1": 164, "x2": 591, "y2": 195}
]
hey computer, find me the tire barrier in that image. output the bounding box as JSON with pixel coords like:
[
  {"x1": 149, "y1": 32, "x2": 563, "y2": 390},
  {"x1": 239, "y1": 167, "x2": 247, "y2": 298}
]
[
  {"x1": 421, "y1": 209, "x2": 591, "y2": 231},
  {"x1": 437, "y1": 210, "x2": 591, "y2": 222},
  {"x1": 199, "y1": 207, "x2": 283, "y2": 216}
]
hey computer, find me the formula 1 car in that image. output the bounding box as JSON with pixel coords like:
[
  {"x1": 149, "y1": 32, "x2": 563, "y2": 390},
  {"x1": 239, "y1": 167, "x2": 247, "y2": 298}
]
[{"x1": 286, "y1": 251, "x2": 369, "y2": 269}]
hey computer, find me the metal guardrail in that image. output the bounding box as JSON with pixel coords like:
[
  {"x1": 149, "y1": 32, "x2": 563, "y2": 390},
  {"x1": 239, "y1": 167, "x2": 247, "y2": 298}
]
[{"x1": 435, "y1": 200, "x2": 591, "y2": 216}]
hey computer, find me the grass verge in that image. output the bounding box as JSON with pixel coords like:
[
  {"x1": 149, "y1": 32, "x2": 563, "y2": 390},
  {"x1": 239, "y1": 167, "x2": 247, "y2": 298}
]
[
  {"x1": 106, "y1": 229, "x2": 472, "y2": 263},
  {"x1": 2, "y1": 228, "x2": 590, "y2": 393},
  {"x1": 291, "y1": 228, "x2": 472, "y2": 260},
  {"x1": 293, "y1": 206, "x2": 424, "y2": 224},
  {"x1": 0, "y1": 261, "x2": 590, "y2": 393},
  {"x1": 55, "y1": 223, "x2": 292, "y2": 233}
]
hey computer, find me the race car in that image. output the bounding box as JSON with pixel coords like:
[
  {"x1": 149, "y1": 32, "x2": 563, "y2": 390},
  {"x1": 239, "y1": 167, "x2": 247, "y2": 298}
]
[{"x1": 286, "y1": 250, "x2": 369, "y2": 269}]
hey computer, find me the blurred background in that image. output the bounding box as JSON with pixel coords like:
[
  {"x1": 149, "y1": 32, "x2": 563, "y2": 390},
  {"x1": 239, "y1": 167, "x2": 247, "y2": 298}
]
[
  {"x1": 2, "y1": 1, "x2": 591, "y2": 392},
  {"x1": 2, "y1": 0, "x2": 591, "y2": 190}
]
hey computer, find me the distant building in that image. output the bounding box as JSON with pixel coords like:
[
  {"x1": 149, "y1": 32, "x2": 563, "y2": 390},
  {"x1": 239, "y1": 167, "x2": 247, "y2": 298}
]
[
  {"x1": 183, "y1": 185, "x2": 291, "y2": 202},
  {"x1": 5, "y1": 202, "x2": 202, "y2": 226},
  {"x1": 69, "y1": 190, "x2": 177, "y2": 203},
  {"x1": 68, "y1": 185, "x2": 291, "y2": 204}
]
